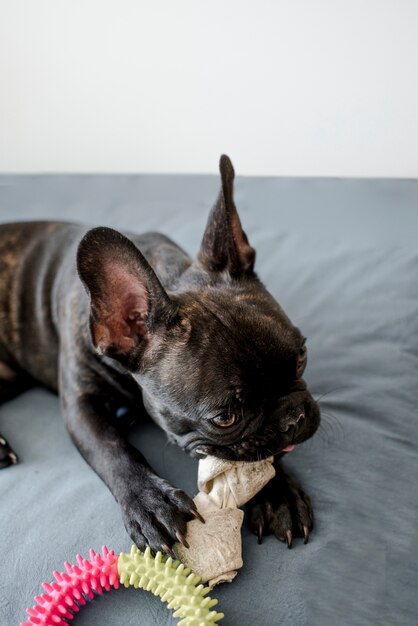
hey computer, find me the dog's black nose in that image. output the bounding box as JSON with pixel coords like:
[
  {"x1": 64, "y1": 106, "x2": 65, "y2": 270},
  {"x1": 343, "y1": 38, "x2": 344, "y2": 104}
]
[{"x1": 279, "y1": 409, "x2": 305, "y2": 433}]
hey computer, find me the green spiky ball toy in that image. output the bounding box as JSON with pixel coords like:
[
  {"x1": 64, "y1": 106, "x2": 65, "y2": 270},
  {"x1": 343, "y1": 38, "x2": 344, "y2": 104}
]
[{"x1": 119, "y1": 546, "x2": 224, "y2": 625}]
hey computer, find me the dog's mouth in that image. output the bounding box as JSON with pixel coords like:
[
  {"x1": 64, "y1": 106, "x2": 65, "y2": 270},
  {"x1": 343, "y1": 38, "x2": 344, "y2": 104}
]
[{"x1": 193, "y1": 441, "x2": 297, "y2": 461}]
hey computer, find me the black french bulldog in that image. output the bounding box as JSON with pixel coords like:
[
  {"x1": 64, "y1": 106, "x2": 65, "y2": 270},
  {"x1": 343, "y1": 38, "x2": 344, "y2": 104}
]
[{"x1": 0, "y1": 155, "x2": 319, "y2": 554}]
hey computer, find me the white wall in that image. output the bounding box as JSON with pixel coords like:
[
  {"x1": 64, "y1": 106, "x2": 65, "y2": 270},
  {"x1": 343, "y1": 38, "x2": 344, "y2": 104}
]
[{"x1": 1, "y1": 0, "x2": 417, "y2": 177}]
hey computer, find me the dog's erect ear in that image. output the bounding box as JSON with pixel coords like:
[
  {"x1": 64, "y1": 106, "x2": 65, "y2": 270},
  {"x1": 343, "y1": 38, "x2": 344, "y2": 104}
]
[
  {"x1": 77, "y1": 227, "x2": 176, "y2": 358},
  {"x1": 198, "y1": 155, "x2": 256, "y2": 275}
]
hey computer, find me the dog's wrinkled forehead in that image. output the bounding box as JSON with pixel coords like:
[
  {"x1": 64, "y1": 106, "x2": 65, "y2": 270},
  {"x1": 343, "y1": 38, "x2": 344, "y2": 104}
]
[
  {"x1": 172, "y1": 288, "x2": 303, "y2": 401},
  {"x1": 188, "y1": 285, "x2": 300, "y2": 347}
]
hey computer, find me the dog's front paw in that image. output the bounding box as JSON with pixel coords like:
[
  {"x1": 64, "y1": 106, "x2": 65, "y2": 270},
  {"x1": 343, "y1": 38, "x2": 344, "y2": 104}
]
[
  {"x1": 247, "y1": 467, "x2": 313, "y2": 548},
  {"x1": 120, "y1": 475, "x2": 204, "y2": 556}
]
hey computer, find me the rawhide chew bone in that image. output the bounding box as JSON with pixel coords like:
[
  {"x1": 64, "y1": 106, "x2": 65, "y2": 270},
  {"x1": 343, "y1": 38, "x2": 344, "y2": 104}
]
[{"x1": 177, "y1": 455, "x2": 276, "y2": 586}]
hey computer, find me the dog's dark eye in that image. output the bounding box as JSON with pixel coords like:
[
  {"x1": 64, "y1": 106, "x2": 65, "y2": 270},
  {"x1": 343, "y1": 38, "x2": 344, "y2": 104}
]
[{"x1": 211, "y1": 413, "x2": 240, "y2": 428}]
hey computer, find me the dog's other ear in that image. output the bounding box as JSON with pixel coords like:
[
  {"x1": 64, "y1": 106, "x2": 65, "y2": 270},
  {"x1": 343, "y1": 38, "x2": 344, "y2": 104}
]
[
  {"x1": 198, "y1": 155, "x2": 255, "y2": 276},
  {"x1": 77, "y1": 227, "x2": 176, "y2": 358}
]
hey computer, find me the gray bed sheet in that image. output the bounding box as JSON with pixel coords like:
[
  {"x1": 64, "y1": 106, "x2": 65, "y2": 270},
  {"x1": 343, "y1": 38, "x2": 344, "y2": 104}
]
[{"x1": 0, "y1": 174, "x2": 417, "y2": 626}]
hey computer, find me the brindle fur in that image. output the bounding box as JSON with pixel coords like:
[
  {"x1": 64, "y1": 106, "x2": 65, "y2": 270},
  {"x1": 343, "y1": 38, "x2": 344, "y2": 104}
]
[{"x1": 0, "y1": 156, "x2": 320, "y2": 551}]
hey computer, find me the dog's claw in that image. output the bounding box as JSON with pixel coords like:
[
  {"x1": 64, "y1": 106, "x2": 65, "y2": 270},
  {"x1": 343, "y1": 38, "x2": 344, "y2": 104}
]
[
  {"x1": 258, "y1": 522, "x2": 263, "y2": 545},
  {"x1": 161, "y1": 543, "x2": 176, "y2": 559},
  {"x1": 286, "y1": 529, "x2": 293, "y2": 549},
  {"x1": 303, "y1": 525, "x2": 309, "y2": 544},
  {"x1": 190, "y1": 509, "x2": 205, "y2": 524},
  {"x1": 0, "y1": 435, "x2": 18, "y2": 469},
  {"x1": 176, "y1": 531, "x2": 190, "y2": 549}
]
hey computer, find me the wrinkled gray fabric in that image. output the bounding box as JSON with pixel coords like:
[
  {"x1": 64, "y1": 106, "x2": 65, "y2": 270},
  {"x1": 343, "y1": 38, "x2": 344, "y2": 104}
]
[{"x1": 0, "y1": 175, "x2": 417, "y2": 626}]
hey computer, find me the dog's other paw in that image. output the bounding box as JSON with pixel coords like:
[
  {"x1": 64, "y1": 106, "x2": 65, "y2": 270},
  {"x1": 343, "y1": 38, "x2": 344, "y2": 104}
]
[
  {"x1": 120, "y1": 475, "x2": 205, "y2": 557},
  {"x1": 0, "y1": 434, "x2": 18, "y2": 469},
  {"x1": 247, "y1": 466, "x2": 313, "y2": 548}
]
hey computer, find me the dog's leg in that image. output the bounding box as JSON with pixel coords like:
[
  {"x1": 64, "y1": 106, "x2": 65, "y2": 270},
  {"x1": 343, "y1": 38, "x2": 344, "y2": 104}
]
[
  {"x1": 59, "y1": 359, "x2": 201, "y2": 555},
  {"x1": 0, "y1": 362, "x2": 33, "y2": 469},
  {"x1": 246, "y1": 458, "x2": 314, "y2": 548}
]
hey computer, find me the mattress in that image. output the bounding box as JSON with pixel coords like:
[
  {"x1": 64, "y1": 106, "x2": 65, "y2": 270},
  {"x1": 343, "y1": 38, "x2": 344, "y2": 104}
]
[{"x1": 0, "y1": 174, "x2": 417, "y2": 626}]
